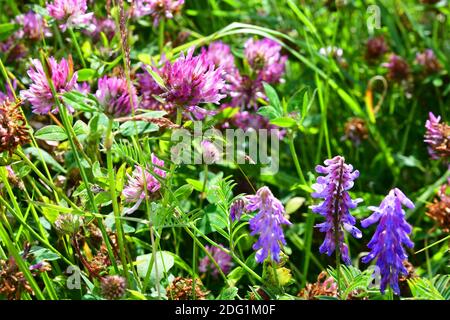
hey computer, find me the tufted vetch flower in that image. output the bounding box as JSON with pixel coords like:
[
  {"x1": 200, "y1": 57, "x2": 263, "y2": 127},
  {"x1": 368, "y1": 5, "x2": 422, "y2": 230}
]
[
  {"x1": 311, "y1": 156, "x2": 362, "y2": 265},
  {"x1": 246, "y1": 186, "x2": 291, "y2": 263},
  {"x1": 361, "y1": 188, "x2": 415, "y2": 295}
]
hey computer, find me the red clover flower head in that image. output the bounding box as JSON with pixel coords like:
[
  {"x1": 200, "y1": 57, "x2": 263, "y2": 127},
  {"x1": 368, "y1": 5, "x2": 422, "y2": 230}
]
[
  {"x1": 47, "y1": 0, "x2": 94, "y2": 31},
  {"x1": 15, "y1": 11, "x2": 51, "y2": 41},
  {"x1": 244, "y1": 38, "x2": 287, "y2": 84},
  {"x1": 122, "y1": 154, "x2": 166, "y2": 213},
  {"x1": 246, "y1": 186, "x2": 291, "y2": 263},
  {"x1": 231, "y1": 111, "x2": 285, "y2": 139},
  {"x1": 203, "y1": 41, "x2": 237, "y2": 76},
  {"x1": 132, "y1": 0, "x2": 184, "y2": 26},
  {"x1": 311, "y1": 156, "x2": 363, "y2": 265},
  {"x1": 416, "y1": 49, "x2": 441, "y2": 74},
  {"x1": 141, "y1": 47, "x2": 226, "y2": 119},
  {"x1": 382, "y1": 54, "x2": 410, "y2": 82},
  {"x1": 21, "y1": 57, "x2": 78, "y2": 114},
  {"x1": 95, "y1": 76, "x2": 138, "y2": 117},
  {"x1": 365, "y1": 36, "x2": 388, "y2": 61},
  {"x1": 199, "y1": 245, "x2": 233, "y2": 278},
  {"x1": 361, "y1": 188, "x2": 415, "y2": 295}
]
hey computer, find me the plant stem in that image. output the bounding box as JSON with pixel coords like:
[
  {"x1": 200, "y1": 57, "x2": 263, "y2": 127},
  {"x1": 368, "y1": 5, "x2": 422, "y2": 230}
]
[
  {"x1": 106, "y1": 118, "x2": 130, "y2": 281},
  {"x1": 68, "y1": 28, "x2": 86, "y2": 68},
  {"x1": 158, "y1": 19, "x2": 165, "y2": 53},
  {"x1": 0, "y1": 221, "x2": 45, "y2": 300},
  {"x1": 287, "y1": 133, "x2": 307, "y2": 186}
]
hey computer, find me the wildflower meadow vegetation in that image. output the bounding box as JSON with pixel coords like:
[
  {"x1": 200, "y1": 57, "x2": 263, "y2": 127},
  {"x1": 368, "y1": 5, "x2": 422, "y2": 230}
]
[{"x1": 0, "y1": 0, "x2": 449, "y2": 302}]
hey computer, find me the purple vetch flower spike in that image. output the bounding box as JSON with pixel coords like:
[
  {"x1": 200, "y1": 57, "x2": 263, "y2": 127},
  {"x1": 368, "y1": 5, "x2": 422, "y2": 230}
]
[
  {"x1": 95, "y1": 76, "x2": 138, "y2": 117},
  {"x1": 132, "y1": 0, "x2": 185, "y2": 26},
  {"x1": 141, "y1": 47, "x2": 226, "y2": 119},
  {"x1": 246, "y1": 186, "x2": 291, "y2": 263},
  {"x1": 21, "y1": 57, "x2": 78, "y2": 114},
  {"x1": 244, "y1": 38, "x2": 287, "y2": 84},
  {"x1": 361, "y1": 188, "x2": 415, "y2": 295},
  {"x1": 311, "y1": 156, "x2": 363, "y2": 265},
  {"x1": 122, "y1": 153, "x2": 166, "y2": 214},
  {"x1": 199, "y1": 245, "x2": 233, "y2": 278},
  {"x1": 424, "y1": 112, "x2": 449, "y2": 160},
  {"x1": 47, "y1": 0, "x2": 94, "y2": 31}
]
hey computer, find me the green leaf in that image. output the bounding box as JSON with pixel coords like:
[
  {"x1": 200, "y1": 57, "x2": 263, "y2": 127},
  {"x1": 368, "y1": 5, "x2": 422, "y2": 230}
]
[
  {"x1": 28, "y1": 246, "x2": 61, "y2": 264},
  {"x1": 119, "y1": 121, "x2": 159, "y2": 137},
  {"x1": 174, "y1": 184, "x2": 194, "y2": 200},
  {"x1": 0, "y1": 23, "x2": 19, "y2": 41},
  {"x1": 216, "y1": 287, "x2": 239, "y2": 300},
  {"x1": 257, "y1": 106, "x2": 281, "y2": 120},
  {"x1": 263, "y1": 82, "x2": 282, "y2": 115},
  {"x1": 285, "y1": 197, "x2": 306, "y2": 214},
  {"x1": 408, "y1": 275, "x2": 450, "y2": 300},
  {"x1": 269, "y1": 117, "x2": 297, "y2": 128},
  {"x1": 23, "y1": 147, "x2": 67, "y2": 173},
  {"x1": 127, "y1": 290, "x2": 148, "y2": 300},
  {"x1": 186, "y1": 178, "x2": 204, "y2": 192},
  {"x1": 77, "y1": 69, "x2": 96, "y2": 81},
  {"x1": 145, "y1": 65, "x2": 167, "y2": 90},
  {"x1": 135, "y1": 251, "x2": 175, "y2": 281},
  {"x1": 62, "y1": 91, "x2": 98, "y2": 112},
  {"x1": 287, "y1": 87, "x2": 308, "y2": 114},
  {"x1": 73, "y1": 120, "x2": 89, "y2": 137},
  {"x1": 35, "y1": 125, "x2": 68, "y2": 141},
  {"x1": 394, "y1": 154, "x2": 425, "y2": 172}
]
